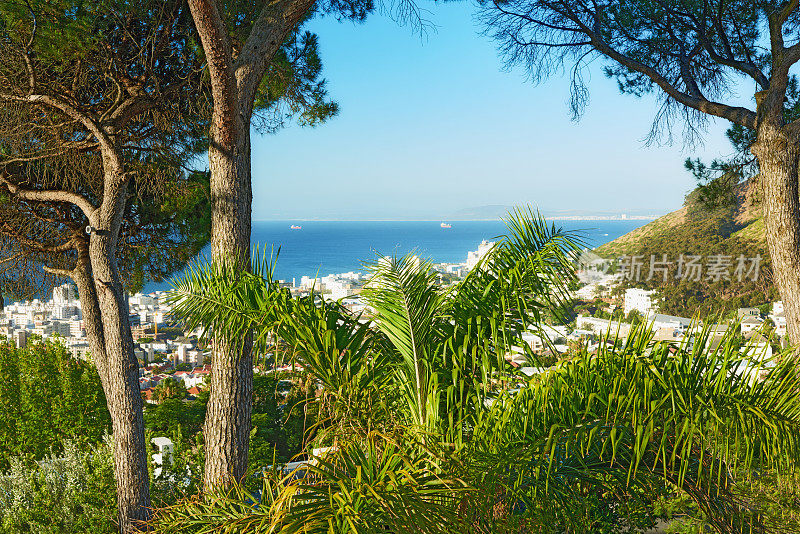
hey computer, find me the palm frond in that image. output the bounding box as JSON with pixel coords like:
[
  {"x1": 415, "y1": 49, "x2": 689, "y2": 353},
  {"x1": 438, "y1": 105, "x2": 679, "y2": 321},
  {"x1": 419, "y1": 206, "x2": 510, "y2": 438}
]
[
  {"x1": 361, "y1": 254, "x2": 445, "y2": 431},
  {"x1": 166, "y1": 248, "x2": 286, "y2": 356},
  {"x1": 468, "y1": 324, "x2": 800, "y2": 532}
]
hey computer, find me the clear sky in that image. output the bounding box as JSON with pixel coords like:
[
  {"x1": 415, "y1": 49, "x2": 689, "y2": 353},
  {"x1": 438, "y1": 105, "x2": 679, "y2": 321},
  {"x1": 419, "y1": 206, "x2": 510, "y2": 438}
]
[{"x1": 249, "y1": 3, "x2": 745, "y2": 221}]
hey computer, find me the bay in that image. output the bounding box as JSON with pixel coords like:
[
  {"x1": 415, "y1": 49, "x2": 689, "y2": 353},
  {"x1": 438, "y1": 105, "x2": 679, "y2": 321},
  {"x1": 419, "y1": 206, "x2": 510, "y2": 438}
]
[{"x1": 145, "y1": 219, "x2": 646, "y2": 292}]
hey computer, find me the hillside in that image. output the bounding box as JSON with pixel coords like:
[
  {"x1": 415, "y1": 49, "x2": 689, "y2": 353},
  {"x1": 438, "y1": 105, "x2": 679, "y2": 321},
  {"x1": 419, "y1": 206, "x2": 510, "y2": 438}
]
[
  {"x1": 596, "y1": 207, "x2": 690, "y2": 256},
  {"x1": 596, "y1": 180, "x2": 765, "y2": 257},
  {"x1": 592, "y1": 180, "x2": 777, "y2": 317}
]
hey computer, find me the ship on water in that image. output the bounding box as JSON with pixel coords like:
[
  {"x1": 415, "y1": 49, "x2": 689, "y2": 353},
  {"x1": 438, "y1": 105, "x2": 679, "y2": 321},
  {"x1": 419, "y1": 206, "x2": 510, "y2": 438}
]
[
  {"x1": 290, "y1": 225, "x2": 302, "y2": 230},
  {"x1": 440, "y1": 222, "x2": 452, "y2": 228}
]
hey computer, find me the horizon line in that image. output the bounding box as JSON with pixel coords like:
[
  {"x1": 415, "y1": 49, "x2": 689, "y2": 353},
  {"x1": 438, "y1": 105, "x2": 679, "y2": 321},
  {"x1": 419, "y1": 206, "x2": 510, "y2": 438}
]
[{"x1": 252, "y1": 216, "x2": 662, "y2": 222}]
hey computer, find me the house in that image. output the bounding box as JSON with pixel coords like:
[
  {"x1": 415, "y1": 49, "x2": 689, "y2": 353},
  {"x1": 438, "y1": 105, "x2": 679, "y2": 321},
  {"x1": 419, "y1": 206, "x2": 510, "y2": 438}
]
[
  {"x1": 771, "y1": 312, "x2": 787, "y2": 337},
  {"x1": 68, "y1": 342, "x2": 91, "y2": 361},
  {"x1": 576, "y1": 315, "x2": 631, "y2": 338},
  {"x1": 141, "y1": 388, "x2": 155, "y2": 403},
  {"x1": 734, "y1": 335, "x2": 775, "y2": 382},
  {"x1": 741, "y1": 315, "x2": 764, "y2": 335},
  {"x1": 769, "y1": 302, "x2": 786, "y2": 338},
  {"x1": 521, "y1": 332, "x2": 545, "y2": 353},
  {"x1": 653, "y1": 327, "x2": 683, "y2": 341},
  {"x1": 519, "y1": 366, "x2": 551, "y2": 377},
  {"x1": 649, "y1": 313, "x2": 692, "y2": 329},
  {"x1": 737, "y1": 307, "x2": 761, "y2": 320}
]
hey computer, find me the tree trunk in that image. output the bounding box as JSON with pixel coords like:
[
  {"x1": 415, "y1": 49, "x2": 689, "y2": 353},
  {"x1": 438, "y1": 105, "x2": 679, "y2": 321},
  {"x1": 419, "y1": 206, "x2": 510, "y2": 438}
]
[
  {"x1": 202, "y1": 106, "x2": 254, "y2": 488},
  {"x1": 187, "y1": 0, "x2": 314, "y2": 489},
  {"x1": 72, "y1": 173, "x2": 151, "y2": 533},
  {"x1": 752, "y1": 126, "x2": 800, "y2": 345}
]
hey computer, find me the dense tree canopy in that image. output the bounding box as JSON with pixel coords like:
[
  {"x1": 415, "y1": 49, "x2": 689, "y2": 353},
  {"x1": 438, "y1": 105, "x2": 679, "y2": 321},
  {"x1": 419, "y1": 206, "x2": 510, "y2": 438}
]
[
  {"x1": 0, "y1": 0, "x2": 213, "y2": 299},
  {"x1": 0, "y1": 341, "x2": 110, "y2": 470}
]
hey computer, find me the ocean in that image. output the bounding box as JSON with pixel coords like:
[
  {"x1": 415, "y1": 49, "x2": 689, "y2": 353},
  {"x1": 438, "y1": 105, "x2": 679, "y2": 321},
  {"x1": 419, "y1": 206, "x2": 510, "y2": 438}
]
[{"x1": 144, "y1": 219, "x2": 646, "y2": 292}]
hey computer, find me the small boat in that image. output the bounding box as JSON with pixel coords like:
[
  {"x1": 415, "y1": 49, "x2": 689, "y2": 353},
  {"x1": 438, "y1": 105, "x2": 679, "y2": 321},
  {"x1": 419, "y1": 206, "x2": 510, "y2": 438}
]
[
  {"x1": 290, "y1": 225, "x2": 302, "y2": 230},
  {"x1": 440, "y1": 222, "x2": 452, "y2": 229}
]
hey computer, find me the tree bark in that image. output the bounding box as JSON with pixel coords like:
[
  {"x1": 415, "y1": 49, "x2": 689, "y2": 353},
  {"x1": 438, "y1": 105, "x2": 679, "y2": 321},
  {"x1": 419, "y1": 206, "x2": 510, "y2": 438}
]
[
  {"x1": 203, "y1": 112, "x2": 255, "y2": 487},
  {"x1": 187, "y1": 0, "x2": 316, "y2": 489},
  {"x1": 71, "y1": 166, "x2": 151, "y2": 532},
  {"x1": 187, "y1": 0, "x2": 255, "y2": 489},
  {"x1": 752, "y1": 127, "x2": 800, "y2": 345}
]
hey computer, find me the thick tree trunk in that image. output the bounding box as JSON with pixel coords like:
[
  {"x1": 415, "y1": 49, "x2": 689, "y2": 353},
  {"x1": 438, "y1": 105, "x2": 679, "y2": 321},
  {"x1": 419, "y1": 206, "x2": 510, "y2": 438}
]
[
  {"x1": 203, "y1": 112, "x2": 254, "y2": 488},
  {"x1": 752, "y1": 127, "x2": 800, "y2": 345},
  {"x1": 72, "y1": 171, "x2": 151, "y2": 533},
  {"x1": 188, "y1": 0, "x2": 314, "y2": 489}
]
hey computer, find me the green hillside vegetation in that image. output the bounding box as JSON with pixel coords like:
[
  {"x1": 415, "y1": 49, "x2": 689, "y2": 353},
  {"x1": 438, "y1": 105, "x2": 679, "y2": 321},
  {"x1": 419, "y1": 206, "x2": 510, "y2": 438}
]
[
  {"x1": 595, "y1": 179, "x2": 777, "y2": 317},
  {"x1": 597, "y1": 206, "x2": 690, "y2": 257}
]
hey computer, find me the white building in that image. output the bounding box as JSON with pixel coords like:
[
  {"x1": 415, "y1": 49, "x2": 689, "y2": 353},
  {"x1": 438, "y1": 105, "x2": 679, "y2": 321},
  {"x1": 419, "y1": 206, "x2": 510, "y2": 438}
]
[
  {"x1": 771, "y1": 313, "x2": 787, "y2": 337},
  {"x1": 623, "y1": 288, "x2": 656, "y2": 317},
  {"x1": 53, "y1": 304, "x2": 79, "y2": 320},
  {"x1": 650, "y1": 313, "x2": 692, "y2": 331},
  {"x1": 129, "y1": 293, "x2": 156, "y2": 307},
  {"x1": 68, "y1": 341, "x2": 91, "y2": 361},
  {"x1": 151, "y1": 436, "x2": 174, "y2": 478},
  {"x1": 11, "y1": 310, "x2": 33, "y2": 328},
  {"x1": 52, "y1": 284, "x2": 74, "y2": 304},
  {"x1": 50, "y1": 321, "x2": 72, "y2": 337},
  {"x1": 769, "y1": 301, "x2": 787, "y2": 338},
  {"x1": 466, "y1": 241, "x2": 495, "y2": 271},
  {"x1": 173, "y1": 344, "x2": 204, "y2": 366},
  {"x1": 741, "y1": 315, "x2": 764, "y2": 335},
  {"x1": 68, "y1": 320, "x2": 84, "y2": 338},
  {"x1": 577, "y1": 315, "x2": 631, "y2": 337}
]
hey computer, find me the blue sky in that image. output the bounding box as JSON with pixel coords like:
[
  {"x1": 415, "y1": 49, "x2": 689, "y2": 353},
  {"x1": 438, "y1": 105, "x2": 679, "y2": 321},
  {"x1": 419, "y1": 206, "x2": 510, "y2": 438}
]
[{"x1": 249, "y1": 3, "x2": 747, "y2": 220}]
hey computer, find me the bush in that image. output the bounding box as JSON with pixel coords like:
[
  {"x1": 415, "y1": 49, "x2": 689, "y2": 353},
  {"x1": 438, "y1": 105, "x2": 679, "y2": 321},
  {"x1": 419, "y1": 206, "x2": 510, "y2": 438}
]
[
  {"x1": 0, "y1": 340, "x2": 110, "y2": 470},
  {"x1": 0, "y1": 438, "x2": 117, "y2": 533}
]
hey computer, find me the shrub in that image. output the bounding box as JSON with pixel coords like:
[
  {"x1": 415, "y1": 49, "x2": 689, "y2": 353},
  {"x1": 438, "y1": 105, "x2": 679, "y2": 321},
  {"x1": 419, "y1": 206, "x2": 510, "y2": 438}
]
[{"x1": 0, "y1": 438, "x2": 117, "y2": 533}]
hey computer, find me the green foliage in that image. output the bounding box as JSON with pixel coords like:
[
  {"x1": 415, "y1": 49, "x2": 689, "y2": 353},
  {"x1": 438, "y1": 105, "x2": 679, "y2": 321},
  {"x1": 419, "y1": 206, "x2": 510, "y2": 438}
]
[
  {"x1": 683, "y1": 76, "x2": 800, "y2": 215},
  {"x1": 152, "y1": 432, "x2": 470, "y2": 534},
  {"x1": 153, "y1": 378, "x2": 189, "y2": 403},
  {"x1": 120, "y1": 171, "x2": 212, "y2": 293},
  {"x1": 160, "y1": 210, "x2": 800, "y2": 533},
  {"x1": 684, "y1": 160, "x2": 741, "y2": 212},
  {"x1": 0, "y1": 341, "x2": 110, "y2": 470},
  {"x1": 145, "y1": 397, "x2": 206, "y2": 443},
  {"x1": 169, "y1": 208, "x2": 583, "y2": 441},
  {"x1": 467, "y1": 323, "x2": 800, "y2": 531},
  {"x1": 143, "y1": 373, "x2": 311, "y2": 490},
  {"x1": 0, "y1": 438, "x2": 117, "y2": 534},
  {"x1": 151, "y1": 324, "x2": 800, "y2": 533},
  {"x1": 247, "y1": 375, "x2": 311, "y2": 471}
]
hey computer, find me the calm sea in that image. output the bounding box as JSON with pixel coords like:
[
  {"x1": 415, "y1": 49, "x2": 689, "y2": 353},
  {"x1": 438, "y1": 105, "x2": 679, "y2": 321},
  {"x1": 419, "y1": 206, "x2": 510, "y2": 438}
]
[{"x1": 145, "y1": 219, "x2": 646, "y2": 291}]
